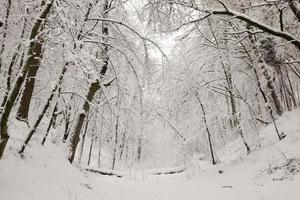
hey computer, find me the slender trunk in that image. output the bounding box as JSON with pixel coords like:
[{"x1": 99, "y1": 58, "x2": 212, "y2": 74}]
[
  {"x1": 0, "y1": 0, "x2": 12, "y2": 71},
  {"x1": 98, "y1": 119, "x2": 103, "y2": 168},
  {"x1": 78, "y1": 112, "x2": 89, "y2": 163},
  {"x1": 87, "y1": 134, "x2": 94, "y2": 166},
  {"x1": 253, "y1": 66, "x2": 285, "y2": 140},
  {"x1": 196, "y1": 94, "x2": 217, "y2": 165},
  {"x1": 136, "y1": 135, "x2": 142, "y2": 162},
  {"x1": 62, "y1": 103, "x2": 72, "y2": 142},
  {"x1": 67, "y1": 0, "x2": 110, "y2": 163},
  {"x1": 97, "y1": 136, "x2": 101, "y2": 168},
  {"x1": 18, "y1": 64, "x2": 67, "y2": 155},
  {"x1": 41, "y1": 102, "x2": 58, "y2": 145},
  {"x1": 288, "y1": 0, "x2": 300, "y2": 21},
  {"x1": 0, "y1": 0, "x2": 54, "y2": 159},
  {"x1": 285, "y1": 67, "x2": 297, "y2": 108},
  {"x1": 1, "y1": 10, "x2": 28, "y2": 109},
  {"x1": 260, "y1": 63, "x2": 284, "y2": 116},
  {"x1": 119, "y1": 131, "x2": 126, "y2": 160},
  {"x1": 68, "y1": 81, "x2": 100, "y2": 163},
  {"x1": 222, "y1": 62, "x2": 250, "y2": 154},
  {"x1": 112, "y1": 116, "x2": 119, "y2": 170}
]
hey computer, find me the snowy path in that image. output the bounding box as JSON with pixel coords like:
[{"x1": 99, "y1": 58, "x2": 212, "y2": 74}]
[
  {"x1": 1, "y1": 147, "x2": 300, "y2": 200},
  {"x1": 1, "y1": 110, "x2": 300, "y2": 200}
]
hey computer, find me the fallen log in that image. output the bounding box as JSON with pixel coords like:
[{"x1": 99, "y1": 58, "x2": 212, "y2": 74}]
[
  {"x1": 85, "y1": 168, "x2": 124, "y2": 178},
  {"x1": 148, "y1": 166, "x2": 187, "y2": 175},
  {"x1": 86, "y1": 166, "x2": 186, "y2": 177}
]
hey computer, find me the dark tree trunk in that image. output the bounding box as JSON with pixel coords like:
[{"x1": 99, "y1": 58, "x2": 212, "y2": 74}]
[
  {"x1": 97, "y1": 136, "x2": 101, "y2": 168},
  {"x1": 78, "y1": 112, "x2": 89, "y2": 163},
  {"x1": 17, "y1": 0, "x2": 49, "y2": 121},
  {"x1": 288, "y1": 0, "x2": 300, "y2": 21},
  {"x1": 18, "y1": 64, "x2": 67, "y2": 155},
  {"x1": 196, "y1": 94, "x2": 217, "y2": 165},
  {"x1": 68, "y1": 81, "x2": 100, "y2": 163},
  {"x1": 112, "y1": 116, "x2": 119, "y2": 170},
  {"x1": 253, "y1": 66, "x2": 285, "y2": 140},
  {"x1": 62, "y1": 103, "x2": 72, "y2": 143},
  {"x1": 260, "y1": 63, "x2": 284, "y2": 116},
  {"x1": 67, "y1": 0, "x2": 110, "y2": 163},
  {"x1": 0, "y1": 0, "x2": 12, "y2": 71},
  {"x1": 0, "y1": 0, "x2": 54, "y2": 159},
  {"x1": 16, "y1": 57, "x2": 41, "y2": 121},
  {"x1": 87, "y1": 134, "x2": 95, "y2": 166},
  {"x1": 41, "y1": 102, "x2": 58, "y2": 145},
  {"x1": 0, "y1": 7, "x2": 28, "y2": 110},
  {"x1": 222, "y1": 63, "x2": 251, "y2": 154},
  {"x1": 119, "y1": 131, "x2": 126, "y2": 160}
]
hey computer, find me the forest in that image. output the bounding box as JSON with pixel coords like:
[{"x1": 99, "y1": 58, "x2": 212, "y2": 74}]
[{"x1": 0, "y1": 0, "x2": 300, "y2": 199}]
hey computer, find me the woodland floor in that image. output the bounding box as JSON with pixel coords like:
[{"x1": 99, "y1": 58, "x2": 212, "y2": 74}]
[{"x1": 1, "y1": 110, "x2": 300, "y2": 200}]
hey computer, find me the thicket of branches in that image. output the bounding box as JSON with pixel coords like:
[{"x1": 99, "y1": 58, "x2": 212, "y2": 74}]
[{"x1": 0, "y1": 0, "x2": 299, "y2": 170}]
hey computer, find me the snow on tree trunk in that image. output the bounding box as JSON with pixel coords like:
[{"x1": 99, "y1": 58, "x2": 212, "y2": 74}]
[
  {"x1": 18, "y1": 63, "x2": 67, "y2": 155},
  {"x1": 68, "y1": 81, "x2": 100, "y2": 163},
  {"x1": 0, "y1": 0, "x2": 54, "y2": 159},
  {"x1": 288, "y1": 0, "x2": 300, "y2": 21},
  {"x1": 0, "y1": 0, "x2": 12, "y2": 71}
]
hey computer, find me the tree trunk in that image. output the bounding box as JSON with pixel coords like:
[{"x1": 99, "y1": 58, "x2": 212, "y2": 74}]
[
  {"x1": 68, "y1": 81, "x2": 100, "y2": 163},
  {"x1": 67, "y1": 0, "x2": 110, "y2": 163},
  {"x1": 119, "y1": 131, "x2": 126, "y2": 160},
  {"x1": 87, "y1": 134, "x2": 94, "y2": 166},
  {"x1": 0, "y1": 0, "x2": 12, "y2": 71},
  {"x1": 253, "y1": 66, "x2": 285, "y2": 140},
  {"x1": 18, "y1": 64, "x2": 67, "y2": 155},
  {"x1": 222, "y1": 62, "x2": 251, "y2": 154},
  {"x1": 97, "y1": 136, "x2": 101, "y2": 168},
  {"x1": 41, "y1": 102, "x2": 58, "y2": 145},
  {"x1": 0, "y1": 0, "x2": 54, "y2": 159},
  {"x1": 1, "y1": 6, "x2": 28, "y2": 110},
  {"x1": 62, "y1": 103, "x2": 72, "y2": 142},
  {"x1": 78, "y1": 112, "x2": 89, "y2": 163},
  {"x1": 260, "y1": 62, "x2": 284, "y2": 116},
  {"x1": 288, "y1": 0, "x2": 300, "y2": 21},
  {"x1": 16, "y1": 62, "x2": 40, "y2": 121},
  {"x1": 112, "y1": 116, "x2": 119, "y2": 170},
  {"x1": 196, "y1": 94, "x2": 217, "y2": 165}
]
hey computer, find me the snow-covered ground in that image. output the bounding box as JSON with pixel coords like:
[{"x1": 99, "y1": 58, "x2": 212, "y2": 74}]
[{"x1": 1, "y1": 110, "x2": 300, "y2": 200}]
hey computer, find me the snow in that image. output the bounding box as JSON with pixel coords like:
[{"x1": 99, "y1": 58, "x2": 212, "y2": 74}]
[{"x1": 1, "y1": 110, "x2": 300, "y2": 200}]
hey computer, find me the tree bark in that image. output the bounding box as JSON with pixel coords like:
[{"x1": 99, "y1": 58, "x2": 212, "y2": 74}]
[
  {"x1": 112, "y1": 116, "x2": 119, "y2": 170},
  {"x1": 62, "y1": 102, "x2": 72, "y2": 142},
  {"x1": 18, "y1": 64, "x2": 67, "y2": 155},
  {"x1": 0, "y1": 0, "x2": 54, "y2": 159},
  {"x1": 67, "y1": 0, "x2": 110, "y2": 163},
  {"x1": 288, "y1": 0, "x2": 300, "y2": 21},
  {"x1": 41, "y1": 102, "x2": 58, "y2": 145},
  {"x1": 16, "y1": 2, "x2": 47, "y2": 121},
  {"x1": 222, "y1": 62, "x2": 251, "y2": 154},
  {"x1": 78, "y1": 112, "x2": 89, "y2": 163},
  {"x1": 16, "y1": 44, "x2": 42, "y2": 121},
  {"x1": 68, "y1": 81, "x2": 100, "y2": 163},
  {"x1": 0, "y1": 14, "x2": 28, "y2": 109},
  {"x1": 0, "y1": 0, "x2": 12, "y2": 71},
  {"x1": 260, "y1": 62, "x2": 284, "y2": 116},
  {"x1": 196, "y1": 94, "x2": 217, "y2": 165},
  {"x1": 97, "y1": 136, "x2": 101, "y2": 168},
  {"x1": 87, "y1": 134, "x2": 94, "y2": 166}
]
